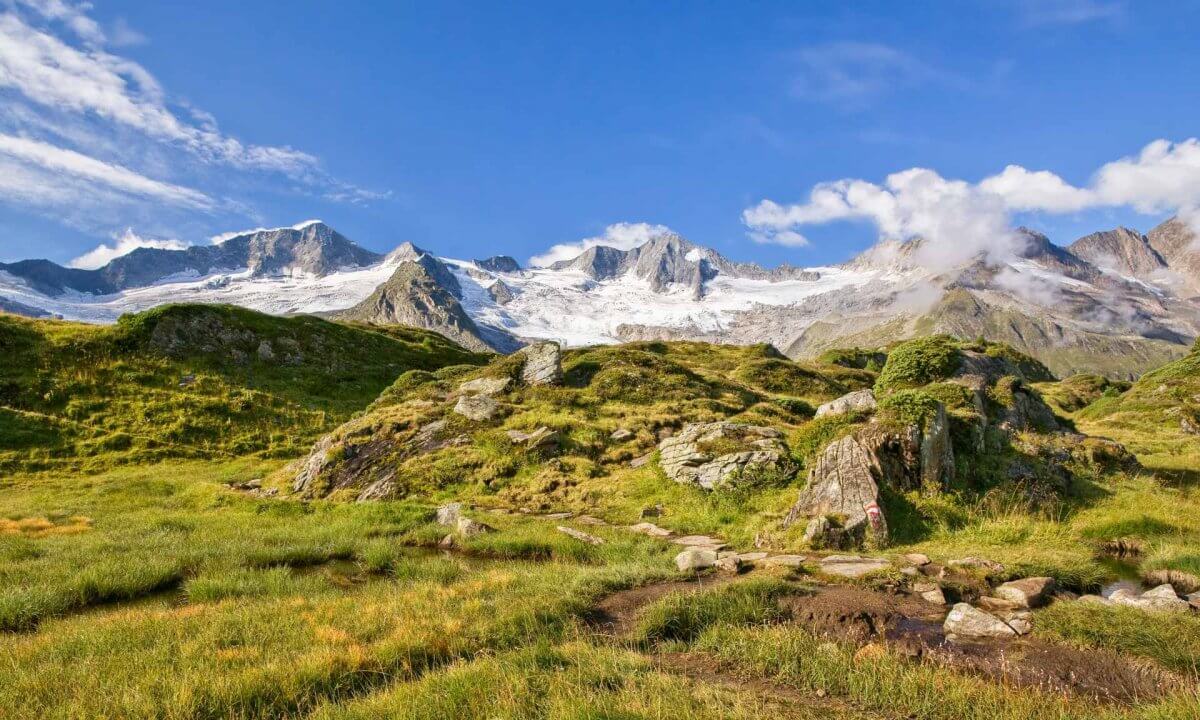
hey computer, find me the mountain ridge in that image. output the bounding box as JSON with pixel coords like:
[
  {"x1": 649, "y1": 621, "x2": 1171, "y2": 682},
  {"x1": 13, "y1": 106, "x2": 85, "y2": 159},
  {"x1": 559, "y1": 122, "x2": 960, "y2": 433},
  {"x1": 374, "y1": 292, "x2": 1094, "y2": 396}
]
[{"x1": 2, "y1": 218, "x2": 1198, "y2": 377}]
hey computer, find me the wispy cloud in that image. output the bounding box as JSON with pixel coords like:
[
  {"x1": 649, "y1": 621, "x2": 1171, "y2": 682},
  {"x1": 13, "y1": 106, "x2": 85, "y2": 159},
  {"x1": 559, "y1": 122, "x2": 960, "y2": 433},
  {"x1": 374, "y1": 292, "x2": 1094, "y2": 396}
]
[
  {"x1": 743, "y1": 137, "x2": 1200, "y2": 261},
  {"x1": 529, "y1": 222, "x2": 673, "y2": 267},
  {"x1": 790, "y1": 42, "x2": 957, "y2": 109},
  {"x1": 1016, "y1": 0, "x2": 1125, "y2": 27},
  {"x1": 0, "y1": 1, "x2": 386, "y2": 239},
  {"x1": 68, "y1": 227, "x2": 187, "y2": 269}
]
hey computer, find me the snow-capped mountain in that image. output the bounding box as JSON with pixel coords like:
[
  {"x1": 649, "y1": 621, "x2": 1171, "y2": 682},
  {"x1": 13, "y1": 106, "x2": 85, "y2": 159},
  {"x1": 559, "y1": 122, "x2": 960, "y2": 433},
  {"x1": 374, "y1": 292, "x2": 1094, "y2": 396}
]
[{"x1": 2, "y1": 219, "x2": 1198, "y2": 377}]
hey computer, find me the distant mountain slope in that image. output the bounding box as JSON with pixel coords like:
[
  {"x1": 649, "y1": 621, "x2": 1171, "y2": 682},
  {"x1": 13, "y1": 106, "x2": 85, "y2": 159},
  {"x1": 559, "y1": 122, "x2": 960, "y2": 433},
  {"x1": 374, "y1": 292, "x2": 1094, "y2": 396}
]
[
  {"x1": 2, "y1": 219, "x2": 1197, "y2": 377},
  {"x1": 335, "y1": 254, "x2": 520, "y2": 353},
  {"x1": 1069, "y1": 227, "x2": 1168, "y2": 278},
  {"x1": 0, "y1": 304, "x2": 486, "y2": 472},
  {"x1": 0, "y1": 221, "x2": 379, "y2": 298},
  {"x1": 1147, "y1": 217, "x2": 1200, "y2": 296}
]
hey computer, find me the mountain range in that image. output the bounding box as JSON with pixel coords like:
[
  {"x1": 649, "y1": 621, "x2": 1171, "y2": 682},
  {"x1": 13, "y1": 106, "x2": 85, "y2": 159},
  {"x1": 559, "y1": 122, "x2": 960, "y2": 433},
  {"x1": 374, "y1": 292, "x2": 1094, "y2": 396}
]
[{"x1": 2, "y1": 217, "x2": 1199, "y2": 377}]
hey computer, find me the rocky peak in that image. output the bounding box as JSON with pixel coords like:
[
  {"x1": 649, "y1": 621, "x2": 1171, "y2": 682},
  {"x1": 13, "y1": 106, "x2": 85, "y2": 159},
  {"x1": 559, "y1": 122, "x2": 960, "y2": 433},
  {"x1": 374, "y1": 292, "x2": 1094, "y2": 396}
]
[
  {"x1": 475, "y1": 255, "x2": 521, "y2": 273},
  {"x1": 1147, "y1": 216, "x2": 1200, "y2": 295},
  {"x1": 236, "y1": 222, "x2": 382, "y2": 277},
  {"x1": 1069, "y1": 227, "x2": 1167, "y2": 278}
]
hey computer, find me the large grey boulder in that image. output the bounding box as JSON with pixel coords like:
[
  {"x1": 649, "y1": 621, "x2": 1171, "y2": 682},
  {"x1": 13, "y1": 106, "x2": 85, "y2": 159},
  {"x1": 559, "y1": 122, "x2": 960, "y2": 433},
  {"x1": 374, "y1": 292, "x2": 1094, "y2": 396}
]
[
  {"x1": 454, "y1": 394, "x2": 501, "y2": 421},
  {"x1": 657, "y1": 422, "x2": 790, "y2": 490},
  {"x1": 944, "y1": 603, "x2": 1017, "y2": 638},
  {"x1": 1111, "y1": 584, "x2": 1191, "y2": 613},
  {"x1": 675, "y1": 548, "x2": 718, "y2": 572},
  {"x1": 520, "y1": 342, "x2": 563, "y2": 386},
  {"x1": 815, "y1": 389, "x2": 877, "y2": 418},
  {"x1": 995, "y1": 577, "x2": 1056, "y2": 609}
]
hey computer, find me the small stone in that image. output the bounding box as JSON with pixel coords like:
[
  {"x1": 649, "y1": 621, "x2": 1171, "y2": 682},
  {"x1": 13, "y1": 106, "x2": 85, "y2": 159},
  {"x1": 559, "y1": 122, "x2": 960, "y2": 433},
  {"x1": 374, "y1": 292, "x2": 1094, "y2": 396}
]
[
  {"x1": 914, "y1": 582, "x2": 946, "y2": 606},
  {"x1": 610, "y1": 428, "x2": 635, "y2": 442},
  {"x1": 994, "y1": 577, "x2": 1056, "y2": 608},
  {"x1": 1077, "y1": 594, "x2": 1112, "y2": 605},
  {"x1": 436, "y1": 502, "x2": 463, "y2": 526},
  {"x1": 735, "y1": 552, "x2": 770, "y2": 562},
  {"x1": 899, "y1": 566, "x2": 919, "y2": 577},
  {"x1": 977, "y1": 596, "x2": 1021, "y2": 612},
  {"x1": 454, "y1": 395, "x2": 501, "y2": 421},
  {"x1": 257, "y1": 340, "x2": 275, "y2": 361},
  {"x1": 1004, "y1": 612, "x2": 1034, "y2": 636},
  {"x1": 456, "y1": 517, "x2": 493, "y2": 538},
  {"x1": 715, "y1": 556, "x2": 742, "y2": 573},
  {"x1": 438, "y1": 533, "x2": 456, "y2": 548},
  {"x1": 630, "y1": 453, "x2": 654, "y2": 468},
  {"x1": 543, "y1": 512, "x2": 573, "y2": 520},
  {"x1": 675, "y1": 548, "x2": 718, "y2": 572},
  {"x1": 944, "y1": 603, "x2": 1017, "y2": 638},
  {"x1": 577, "y1": 515, "x2": 606, "y2": 525},
  {"x1": 506, "y1": 426, "x2": 559, "y2": 451},
  {"x1": 629, "y1": 522, "x2": 673, "y2": 538},
  {"x1": 903, "y1": 553, "x2": 931, "y2": 566},
  {"x1": 1186, "y1": 592, "x2": 1200, "y2": 610},
  {"x1": 557, "y1": 526, "x2": 604, "y2": 545}
]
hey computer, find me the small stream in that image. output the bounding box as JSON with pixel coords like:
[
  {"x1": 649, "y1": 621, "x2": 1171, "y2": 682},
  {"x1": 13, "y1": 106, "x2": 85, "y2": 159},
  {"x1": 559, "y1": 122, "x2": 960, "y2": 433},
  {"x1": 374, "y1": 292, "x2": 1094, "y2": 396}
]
[{"x1": 1096, "y1": 556, "x2": 1144, "y2": 598}]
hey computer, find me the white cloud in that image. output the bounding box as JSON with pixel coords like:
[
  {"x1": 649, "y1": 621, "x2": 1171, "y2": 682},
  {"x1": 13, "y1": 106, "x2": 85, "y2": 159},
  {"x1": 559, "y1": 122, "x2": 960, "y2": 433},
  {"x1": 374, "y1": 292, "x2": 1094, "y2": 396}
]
[
  {"x1": 529, "y1": 222, "x2": 673, "y2": 267},
  {"x1": 1017, "y1": 0, "x2": 1125, "y2": 27},
  {"x1": 790, "y1": 42, "x2": 954, "y2": 109},
  {"x1": 107, "y1": 17, "x2": 146, "y2": 47},
  {"x1": 68, "y1": 227, "x2": 188, "y2": 269},
  {"x1": 0, "y1": 13, "x2": 318, "y2": 175},
  {"x1": 743, "y1": 137, "x2": 1200, "y2": 262},
  {"x1": 0, "y1": 132, "x2": 212, "y2": 207}
]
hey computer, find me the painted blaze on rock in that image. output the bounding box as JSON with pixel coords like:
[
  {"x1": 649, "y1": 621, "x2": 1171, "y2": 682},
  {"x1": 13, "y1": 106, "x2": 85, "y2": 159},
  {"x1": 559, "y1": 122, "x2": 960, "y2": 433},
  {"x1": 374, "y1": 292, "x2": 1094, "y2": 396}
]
[{"x1": 657, "y1": 421, "x2": 793, "y2": 490}]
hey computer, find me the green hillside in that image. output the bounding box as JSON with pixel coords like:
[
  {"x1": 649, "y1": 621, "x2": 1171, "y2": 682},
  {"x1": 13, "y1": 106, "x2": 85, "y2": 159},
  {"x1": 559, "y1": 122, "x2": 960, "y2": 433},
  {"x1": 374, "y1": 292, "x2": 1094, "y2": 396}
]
[{"x1": 0, "y1": 304, "x2": 487, "y2": 472}]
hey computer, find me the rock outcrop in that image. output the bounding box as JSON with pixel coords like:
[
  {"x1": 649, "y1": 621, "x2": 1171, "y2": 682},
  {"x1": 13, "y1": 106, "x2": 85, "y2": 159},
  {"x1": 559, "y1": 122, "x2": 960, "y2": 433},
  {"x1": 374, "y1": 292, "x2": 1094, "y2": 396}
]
[
  {"x1": 657, "y1": 422, "x2": 791, "y2": 490},
  {"x1": 783, "y1": 404, "x2": 953, "y2": 548}
]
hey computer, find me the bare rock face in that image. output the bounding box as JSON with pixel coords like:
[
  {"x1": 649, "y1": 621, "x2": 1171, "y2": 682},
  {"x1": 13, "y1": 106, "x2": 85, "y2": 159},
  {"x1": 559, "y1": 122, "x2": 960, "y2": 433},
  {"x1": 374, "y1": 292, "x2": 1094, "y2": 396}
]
[
  {"x1": 292, "y1": 434, "x2": 337, "y2": 494},
  {"x1": 784, "y1": 405, "x2": 953, "y2": 548},
  {"x1": 657, "y1": 422, "x2": 791, "y2": 490},
  {"x1": 520, "y1": 342, "x2": 563, "y2": 386},
  {"x1": 458, "y1": 376, "x2": 510, "y2": 397},
  {"x1": 506, "y1": 426, "x2": 559, "y2": 451},
  {"x1": 815, "y1": 389, "x2": 877, "y2": 418},
  {"x1": 454, "y1": 394, "x2": 501, "y2": 421}
]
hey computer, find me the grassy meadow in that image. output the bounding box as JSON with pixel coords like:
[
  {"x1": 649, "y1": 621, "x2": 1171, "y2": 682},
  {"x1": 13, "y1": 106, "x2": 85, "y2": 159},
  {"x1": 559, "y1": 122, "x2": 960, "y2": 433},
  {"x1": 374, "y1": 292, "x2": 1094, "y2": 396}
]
[{"x1": 3, "y1": 309, "x2": 1200, "y2": 718}]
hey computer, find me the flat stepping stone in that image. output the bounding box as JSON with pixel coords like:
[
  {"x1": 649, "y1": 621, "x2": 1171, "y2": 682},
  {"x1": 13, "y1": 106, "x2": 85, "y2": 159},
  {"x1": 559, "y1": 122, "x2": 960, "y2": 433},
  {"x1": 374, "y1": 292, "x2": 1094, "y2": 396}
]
[
  {"x1": 556, "y1": 526, "x2": 604, "y2": 545},
  {"x1": 671, "y1": 535, "x2": 727, "y2": 550},
  {"x1": 762, "y1": 554, "x2": 807, "y2": 567},
  {"x1": 576, "y1": 515, "x2": 606, "y2": 525},
  {"x1": 628, "y1": 522, "x2": 673, "y2": 538},
  {"x1": 735, "y1": 552, "x2": 770, "y2": 562},
  {"x1": 543, "y1": 512, "x2": 573, "y2": 519},
  {"x1": 819, "y1": 555, "x2": 890, "y2": 578}
]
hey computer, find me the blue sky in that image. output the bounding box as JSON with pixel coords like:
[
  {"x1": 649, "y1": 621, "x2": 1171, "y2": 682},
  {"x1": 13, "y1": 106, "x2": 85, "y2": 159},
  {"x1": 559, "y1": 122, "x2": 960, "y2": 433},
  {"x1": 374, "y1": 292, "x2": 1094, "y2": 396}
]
[{"x1": 2, "y1": 0, "x2": 1200, "y2": 270}]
